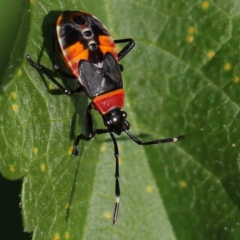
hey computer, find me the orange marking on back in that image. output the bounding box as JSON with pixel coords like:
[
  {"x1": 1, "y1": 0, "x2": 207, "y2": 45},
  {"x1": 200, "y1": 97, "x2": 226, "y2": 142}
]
[
  {"x1": 63, "y1": 43, "x2": 88, "y2": 77},
  {"x1": 99, "y1": 35, "x2": 115, "y2": 47},
  {"x1": 99, "y1": 46, "x2": 118, "y2": 60},
  {"x1": 99, "y1": 35, "x2": 118, "y2": 60},
  {"x1": 65, "y1": 42, "x2": 84, "y2": 59},
  {"x1": 79, "y1": 49, "x2": 89, "y2": 60}
]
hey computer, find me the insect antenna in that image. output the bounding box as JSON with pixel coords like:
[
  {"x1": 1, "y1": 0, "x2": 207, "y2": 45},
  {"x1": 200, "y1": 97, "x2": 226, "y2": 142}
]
[{"x1": 125, "y1": 129, "x2": 185, "y2": 145}]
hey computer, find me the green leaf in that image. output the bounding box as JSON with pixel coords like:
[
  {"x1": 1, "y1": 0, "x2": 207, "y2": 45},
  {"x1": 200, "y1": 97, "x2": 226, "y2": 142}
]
[{"x1": 1, "y1": 0, "x2": 240, "y2": 239}]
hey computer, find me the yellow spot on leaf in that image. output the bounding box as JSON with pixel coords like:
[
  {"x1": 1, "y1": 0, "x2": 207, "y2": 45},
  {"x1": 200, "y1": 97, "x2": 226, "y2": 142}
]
[
  {"x1": 104, "y1": 212, "x2": 111, "y2": 219},
  {"x1": 41, "y1": 163, "x2": 46, "y2": 172},
  {"x1": 49, "y1": 84, "x2": 54, "y2": 90},
  {"x1": 119, "y1": 157, "x2": 122, "y2": 165},
  {"x1": 11, "y1": 92, "x2": 17, "y2": 99},
  {"x1": 17, "y1": 68, "x2": 22, "y2": 76},
  {"x1": 53, "y1": 233, "x2": 60, "y2": 240},
  {"x1": 146, "y1": 186, "x2": 153, "y2": 193},
  {"x1": 223, "y1": 63, "x2": 232, "y2": 71},
  {"x1": 65, "y1": 232, "x2": 70, "y2": 240},
  {"x1": 10, "y1": 165, "x2": 15, "y2": 172},
  {"x1": 207, "y1": 50, "x2": 215, "y2": 59},
  {"x1": 232, "y1": 143, "x2": 236, "y2": 147},
  {"x1": 179, "y1": 181, "x2": 187, "y2": 188},
  {"x1": 188, "y1": 26, "x2": 195, "y2": 34},
  {"x1": 29, "y1": 0, "x2": 34, "y2": 3},
  {"x1": 201, "y1": 1, "x2": 209, "y2": 10},
  {"x1": 33, "y1": 147, "x2": 38, "y2": 154},
  {"x1": 187, "y1": 35, "x2": 194, "y2": 43},
  {"x1": 12, "y1": 104, "x2": 19, "y2": 112},
  {"x1": 68, "y1": 146, "x2": 73, "y2": 156},
  {"x1": 100, "y1": 143, "x2": 106, "y2": 152},
  {"x1": 65, "y1": 203, "x2": 69, "y2": 210},
  {"x1": 234, "y1": 76, "x2": 239, "y2": 83}
]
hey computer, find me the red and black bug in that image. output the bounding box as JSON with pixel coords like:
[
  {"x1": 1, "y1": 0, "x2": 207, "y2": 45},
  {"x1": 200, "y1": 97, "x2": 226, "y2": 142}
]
[{"x1": 26, "y1": 11, "x2": 185, "y2": 224}]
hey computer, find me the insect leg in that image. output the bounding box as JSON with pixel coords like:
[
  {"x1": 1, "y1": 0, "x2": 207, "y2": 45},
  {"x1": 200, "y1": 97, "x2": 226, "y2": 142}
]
[
  {"x1": 125, "y1": 129, "x2": 185, "y2": 145},
  {"x1": 114, "y1": 38, "x2": 135, "y2": 61},
  {"x1": 109, "y1": 132, "x2": 120, "y2": 225},
  {"x1": 72, "y1": 103, "x2": 109, "y2": 156},
  {"x1": 26, "y1": 55, "x2": 82, "y2": 95}
]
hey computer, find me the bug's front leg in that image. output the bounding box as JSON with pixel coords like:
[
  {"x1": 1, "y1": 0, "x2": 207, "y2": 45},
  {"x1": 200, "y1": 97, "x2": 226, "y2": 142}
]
[{"x1": 72, "y1": 103, "x2": 109, "y2": 156}]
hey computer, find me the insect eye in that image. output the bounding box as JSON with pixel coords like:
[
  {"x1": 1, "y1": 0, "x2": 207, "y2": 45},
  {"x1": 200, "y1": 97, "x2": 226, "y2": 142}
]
[
  {"x1": 72, "y1": 15, "x2": 86, "y2": 25},
  {"x1": 122, "y1": 111, "x2": 127, "y2": 119},
  {"x1": 106, "y1": 120, "x2": 112, "y2": 126}
]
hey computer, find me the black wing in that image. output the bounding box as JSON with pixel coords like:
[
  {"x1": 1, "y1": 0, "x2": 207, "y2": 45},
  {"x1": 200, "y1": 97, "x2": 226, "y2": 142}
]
[{"x1": 79, "y1": 52, "x2": 123, "y2": 98}]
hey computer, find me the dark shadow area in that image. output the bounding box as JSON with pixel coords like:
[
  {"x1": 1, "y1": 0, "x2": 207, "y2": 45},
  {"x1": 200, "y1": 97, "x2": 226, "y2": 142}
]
[
  {"x1": 0, "y1": 174, "x2": 31, "y2": 239},
  {"x1": 38, "y1": 11, "x2": 89, "y2": 222},
  {"x1": 70, "y1": 112, "x2": 78, "y2": 140},
  {"x1": 65, "y1": 141, "x2": 83, "y2": 221},
  {"x1": 34, "y1": 10, "x2": 88, "y2": 142},
  {"x1": 36, "y1": 10, "x2": 78, "y2": 95}
]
